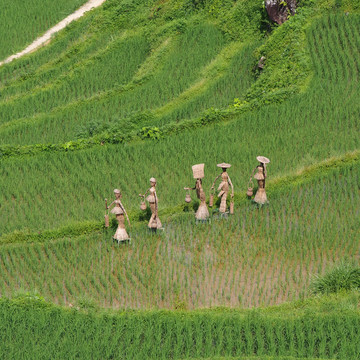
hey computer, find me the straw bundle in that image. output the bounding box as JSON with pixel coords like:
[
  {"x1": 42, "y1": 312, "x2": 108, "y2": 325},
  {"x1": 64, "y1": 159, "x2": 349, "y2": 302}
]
[{"x1": 192, "y1": 163, "x2": 204, "y2": 179}]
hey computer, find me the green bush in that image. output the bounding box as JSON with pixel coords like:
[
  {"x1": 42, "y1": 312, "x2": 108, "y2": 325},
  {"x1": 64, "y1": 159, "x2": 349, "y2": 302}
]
[
  {"x1": 75, "y1": 119, "x2": 109, "y2": 139},
  {"x1": 221, "y1": 0, "x2": 268, "y2": 40},
  {"x1": 311, "y1": 262, "x2": 360, "y2": 295}
]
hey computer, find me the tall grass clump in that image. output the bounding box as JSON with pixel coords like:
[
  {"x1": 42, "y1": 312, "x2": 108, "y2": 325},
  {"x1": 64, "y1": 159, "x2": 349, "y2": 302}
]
[{"x1": 310, "y1": 261, "x2": 360, "y2": 295}]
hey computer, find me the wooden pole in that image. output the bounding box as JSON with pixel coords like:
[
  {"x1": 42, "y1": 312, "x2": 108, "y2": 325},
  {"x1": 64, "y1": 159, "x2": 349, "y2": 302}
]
[{"x1": 104, "y1": 198, "x2": 109, "y2": 227}]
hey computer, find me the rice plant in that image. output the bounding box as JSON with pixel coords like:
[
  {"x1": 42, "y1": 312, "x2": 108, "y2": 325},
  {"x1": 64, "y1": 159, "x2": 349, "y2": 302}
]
[
  {"x1": 310, "y1": 261, "x2": 360, "y2": 295},
  {"x1": 0, "y1": 0, "x2": 88, "y2": 60},
  {"x1": 1, "y1": 294, "x2": 356, "y2": 359},
  {"x1": 0, "y1": 162, "x2": 358, "y2": 309},
  {"x1": 0, "y1": 14, "x2": 359, "y2": 236}
]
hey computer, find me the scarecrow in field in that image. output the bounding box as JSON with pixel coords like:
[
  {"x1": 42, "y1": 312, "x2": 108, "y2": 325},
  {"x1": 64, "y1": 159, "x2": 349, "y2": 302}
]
[
  {"x1": 210, "y1": 163, "x2": 234, "y2": 215},
  {"x1": 248, "y1": 156, "x2": 270, "y2": 205},
  {"x1": 106, "y1": 189, "x2": 131, "y2": 242},
  {"x1": 184, "y1": 163, "x2": 210, "y2": 221},
  {"x1": 139, "y1": 177, "x2": 162, "y2": 231}
]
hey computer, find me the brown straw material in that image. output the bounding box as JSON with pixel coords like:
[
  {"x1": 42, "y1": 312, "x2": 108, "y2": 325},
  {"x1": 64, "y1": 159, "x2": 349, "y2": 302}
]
[
  {"x1": 217, "y1": 162, "x2": 231, "y2": 168},
  {"x1": 192, "y1": 163, "x2": 205, "y2": 179},
  {"x1": 256, "y1": 156, "x2": 270, "y2": 164}
]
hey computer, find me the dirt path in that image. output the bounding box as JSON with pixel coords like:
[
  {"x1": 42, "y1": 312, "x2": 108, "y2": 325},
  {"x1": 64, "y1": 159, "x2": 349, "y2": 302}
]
[{"x1": 0, "y1": 0, "x2": 106, "y2": 66}]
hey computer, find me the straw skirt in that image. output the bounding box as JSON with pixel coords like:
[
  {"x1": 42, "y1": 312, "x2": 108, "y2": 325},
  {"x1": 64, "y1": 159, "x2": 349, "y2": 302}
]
[
  {"x1": 114, "y1": 227, "x2": 130, "y2": 241},
  {"x1": 219, "y1": 196, "x2": 227, "y2": 213},
  {"x1": 148, "y1": 203, "x2": 162, "y2": 229},
  {"x1": 254, "y1": 188, "x2": 267, "y2": 204},
  {"x1": 195, "y1": 202, "x2": 209, "y2": 220},
  {"x1": 218, "y1": 180, "x2": 229, "y2": 213}
]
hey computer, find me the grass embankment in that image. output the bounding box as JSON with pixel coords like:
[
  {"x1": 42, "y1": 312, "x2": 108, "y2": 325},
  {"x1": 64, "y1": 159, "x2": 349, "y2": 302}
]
[
  {"x1": 1, "y1": 1, "x2": 359, "y2": 151},
  {"x1": 0, "y1": 292, "x2": 359, "y2": 359}
]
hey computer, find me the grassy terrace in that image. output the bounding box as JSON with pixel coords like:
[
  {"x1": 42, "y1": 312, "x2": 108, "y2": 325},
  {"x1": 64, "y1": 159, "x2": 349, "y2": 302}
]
[
  {"x1": 0, "y1": 292, "x2": 359, "y2": 359},
  {"x1": 0, "y1": 0, "x2": 88, "y2": 60},
  {"x1": 0, "y1": 1, "x2": 359, "y2": 358},
  {"x1": 0, "y1": 24, "x2": 253, "y2": 144},
  {"x1": 0, "y1": 13, "x2": 359, "y2": 235},
  {"x1": 0, "y1": 158, "x2": 358, "y2": 309}
]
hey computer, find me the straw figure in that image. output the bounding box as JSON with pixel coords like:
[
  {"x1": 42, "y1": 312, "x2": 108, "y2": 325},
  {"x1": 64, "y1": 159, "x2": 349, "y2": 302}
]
[
  {"x1": 249, "y1": 156, "x2": 270, "y2": 205},
  {"x1": 106, "y1": 189, "x2": 131, "y2": 242},
  {"x1": 184, "y1": 164, "x2": 210, "y2": 221},
  {"x1": 139, "y1": 177, "x2": 162, "y2": 231},
  {"x1": 210, "y1": 163, "x2": 234, "y2": 214}
]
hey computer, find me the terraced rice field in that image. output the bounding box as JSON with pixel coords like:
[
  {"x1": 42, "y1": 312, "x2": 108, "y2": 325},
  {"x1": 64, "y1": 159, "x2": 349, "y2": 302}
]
[
  {"x1": 1, "y1": 14, "x2": 359, "y2": 236},
  {"x1": 0, "y1": 1, "x2": 360, "y2": 358},
  {"x1": 0, "y1": 0, "x2": 88, "y2": 60},
  {"x1": 1, "y1": 161, "x2": 358, "y2": 309}
]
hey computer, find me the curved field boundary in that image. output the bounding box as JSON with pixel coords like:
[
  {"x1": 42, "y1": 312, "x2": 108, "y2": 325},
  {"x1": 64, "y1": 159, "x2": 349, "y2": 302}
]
[
  {"x1": 0, "y1": 0, "x2": 107, "y2": 66},
  {"x1": 0, "y1": 37, "x2": 234, "y2": 135},
  {"x1": 0, "y1": 36, "x2": 173, "y2": 134},
  {"x1": 153, "y1": 41, "x2": 244, "y2": 118},
  {"x1": 0, "y1": 87, "x2": 291, "y2": 161},
  {"x1": 0, "y1": 8, "x2": 312, "y2": 154},
  {"x1": 0, "y1": 29, "x2": 140, "y2": 103},
  {"x1": 1, "y1": 150, "x2": 358, "y2": 245}
]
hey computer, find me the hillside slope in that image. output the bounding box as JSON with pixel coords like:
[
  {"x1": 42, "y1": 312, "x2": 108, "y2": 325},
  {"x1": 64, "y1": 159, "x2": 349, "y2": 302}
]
[
  {"x1": 0, "y1": 0, "x2": 359, "y2": 312},
  {"x1": 0, "y1": 8, "x2": 359, "y2": 235},
  {"x1": 0, "y1": 0, "x2": 88, "y2": 60},
  {"x1": 0, "y1": 1, "x2": 359, "y2": 358}
]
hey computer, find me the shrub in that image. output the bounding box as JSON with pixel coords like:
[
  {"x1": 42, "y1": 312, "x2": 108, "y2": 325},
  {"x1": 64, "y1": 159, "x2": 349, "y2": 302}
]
[
  {"x1": 310, "y1": 261, "x2": 360, "y2": 295},
  {"x1": 75, "y1": 120, "x2": 109, "y2": 139}
]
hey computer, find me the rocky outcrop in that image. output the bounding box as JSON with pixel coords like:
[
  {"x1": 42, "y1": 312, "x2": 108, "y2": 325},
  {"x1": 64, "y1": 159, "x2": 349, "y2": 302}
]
[
  {"x1": 257, "y1": 56, "x2": 266, "y2": 70},
  {"x1": 265, "y1": 0, "x2": 297, "y2": 24}
]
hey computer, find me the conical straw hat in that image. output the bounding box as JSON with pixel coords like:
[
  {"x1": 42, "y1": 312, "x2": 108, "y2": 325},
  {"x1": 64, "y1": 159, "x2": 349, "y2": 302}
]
[
  {"x1": 256, "y1": 156, "x2": 270, "y2": 164},
  {"x1": 217, "y1": 162, "x2": 231, "y2": 168},
  {"x1": 192, "y1": 163, "x2": 205, "y2": 179}
]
